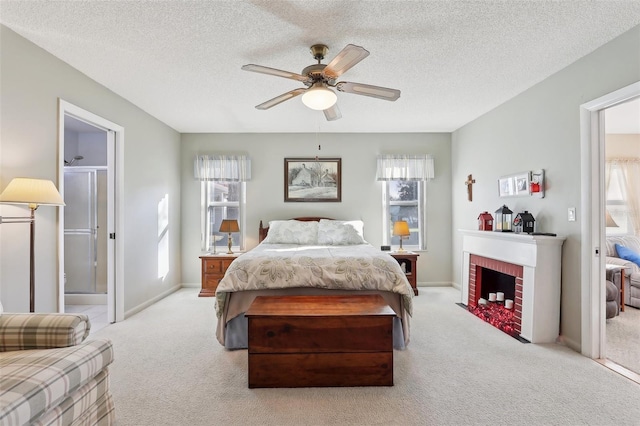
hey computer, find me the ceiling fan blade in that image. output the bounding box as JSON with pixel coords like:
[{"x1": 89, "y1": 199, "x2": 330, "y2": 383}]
[
  {"x1": 323, "y1": 44, "x2": 370, "y2": 79},
  {"x1": 323, "y1": 104, "x2": 342, "y2": 121},
  {"x1": 242, "y1": 64, "x2": 310, "y2": 83},
  {"x1": 255, "y1": 88, "x2": 306, "y2": 110},
  {"x1": 336, "y1": 82, "x2": 401, "y2": 101}
]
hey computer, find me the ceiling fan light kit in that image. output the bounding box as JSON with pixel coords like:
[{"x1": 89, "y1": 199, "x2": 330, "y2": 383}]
[
  {"x1": 242, "y1": 43, "x2": 400, "y2": 121},
  {"x1": 301, "y1": 83, "x2": 337, "y2": 110}
]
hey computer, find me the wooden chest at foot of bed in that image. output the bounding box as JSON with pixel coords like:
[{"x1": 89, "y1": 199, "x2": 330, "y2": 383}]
[{"x1": 246, "y1": 294, "x2": 395, "y2": 388}]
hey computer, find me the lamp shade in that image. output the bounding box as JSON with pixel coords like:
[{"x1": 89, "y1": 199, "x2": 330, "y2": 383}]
[
  {"x1": 0, "y1": 178, "x2": 65, "y2": 207},
  {"x1": 301, "y1": 83, "x2": 337, "y2": 110},
  {"x1": 219, "y1": 219, "x2": 240, "y2": 233},
  {"x1": 392, "y1": 220, "x2": 410, "y2": 237},
  {"x1": 605, "y1": 210, "x2": 619, "y2": 227}
]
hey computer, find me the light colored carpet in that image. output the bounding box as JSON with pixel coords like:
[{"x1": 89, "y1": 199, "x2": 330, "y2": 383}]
[
  {"x1": 606, "y1": 305, "x2": 640, "y2": 374},
  {"x1": 92, "y1": 287, "x2": 640, "y2": 426}
]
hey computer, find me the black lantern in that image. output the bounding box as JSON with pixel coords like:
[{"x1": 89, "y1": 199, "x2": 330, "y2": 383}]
[
  {"x1": 513, "y1": 211, "x2": 536, "y2": 234},
  {"x1": 494, "y1": 205, "x2": 513, "y2": 232}
]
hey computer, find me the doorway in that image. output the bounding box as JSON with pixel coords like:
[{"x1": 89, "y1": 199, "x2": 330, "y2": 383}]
[
  {"x1": 58, "y1": 100, "x2": 125, "y2": 325},
  {"x1": 580, "y1": 81, "x2": 640, "y2": 379},
  {"x1": 63, "y1": 116, "x2": 109, "y2": 330},
  {"x1": 603, "y1": 98, "x2": 640, "y2": 375}
]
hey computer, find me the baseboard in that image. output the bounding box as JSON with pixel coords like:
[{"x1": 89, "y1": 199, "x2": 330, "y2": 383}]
[
  {"x1": 124, "y1": 284, "x2": 181, "y2": 319},
  {"x1": 64, "y1": 293, "x2": 107, "y2": 305},
  {"x1": 417, "y1": 282, "x2": 456, "y2": 287},
  {"x1": 180, "y1": 282, "x2": 200, "y2": 289},
  {"x1": 557, "y1": 334, "x2": 581, "y2": 353}
]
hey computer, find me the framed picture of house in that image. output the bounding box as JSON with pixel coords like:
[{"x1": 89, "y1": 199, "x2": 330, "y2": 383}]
[{"x1": 284, "y1": 158, "x2": 341, "y2": 202}]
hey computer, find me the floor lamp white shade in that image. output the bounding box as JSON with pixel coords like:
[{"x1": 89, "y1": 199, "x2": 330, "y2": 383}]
[{"x1": 0, "y1": 178, "x2": 65, "y2": 312}]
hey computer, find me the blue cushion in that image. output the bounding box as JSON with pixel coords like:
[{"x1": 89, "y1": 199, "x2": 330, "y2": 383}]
[{"x1": 615, "y1": 243, "x2": 640, "y2": 268}]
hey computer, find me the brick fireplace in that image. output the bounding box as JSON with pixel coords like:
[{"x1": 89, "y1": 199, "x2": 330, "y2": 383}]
[
  {"x1": 461, "y1": 230, "x2": 565, "y2": 343},
  {"x1": 468, "y1": 254, "x2": 523, "y2": 339}
]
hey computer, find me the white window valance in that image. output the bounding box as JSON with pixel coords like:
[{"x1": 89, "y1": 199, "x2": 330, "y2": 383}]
[
  {"x1": 194, "y1": 155, "x2": 251, "y2": 182},
  {"x1": 376, "y1": 154, "x2": 434, "y2": 181}
]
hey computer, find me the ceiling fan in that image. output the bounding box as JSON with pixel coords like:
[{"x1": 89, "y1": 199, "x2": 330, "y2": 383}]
[{"x1": 241, "y1": 44, "x2": 401, "y2": 121}]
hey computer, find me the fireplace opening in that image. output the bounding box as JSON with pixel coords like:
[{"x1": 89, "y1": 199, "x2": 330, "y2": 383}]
[
  {"x1": 480, "y1": 268, "x2": 515, "y2": 302},
  {"x1": 466, "y1": 255, "x2": 526, "y2": 341}
]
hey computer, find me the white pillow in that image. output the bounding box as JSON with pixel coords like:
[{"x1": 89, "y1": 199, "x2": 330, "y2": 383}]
[
  {"x1": 317, "y1": 219, "x2": 367, "y2": 245},
  {"x1": 262, "y1": 220, "x2": 319, "y2": 245}
]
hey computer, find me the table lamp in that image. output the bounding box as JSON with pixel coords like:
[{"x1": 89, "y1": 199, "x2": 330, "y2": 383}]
[
  {"x1": 219, "y1": 219, "x2": 240, "y2": 254},
  {"x1": 392, "y1": 220, "x2": 410, "y2": 253},
  {"x1": 0, "y1": 178, "x2": 65, "y2": 312}
]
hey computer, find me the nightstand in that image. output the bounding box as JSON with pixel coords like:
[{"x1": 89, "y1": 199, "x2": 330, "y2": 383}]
[
  {"x1": 199, "y1": 253, "x2": 241, "y2": 297},
  {"x1": 389, "y1": 252, "x2": 419, "y2": 296}
]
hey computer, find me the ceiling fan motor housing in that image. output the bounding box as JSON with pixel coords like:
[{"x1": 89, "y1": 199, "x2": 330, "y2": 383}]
[{"x1": 301, "y1": 64, "x2": 333, "y2": 86}]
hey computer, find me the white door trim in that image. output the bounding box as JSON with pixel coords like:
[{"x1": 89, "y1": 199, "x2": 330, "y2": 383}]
[
  {"x1": 57, "y1": 99, "x2": 125, "y2": 322},
  {"x1": 579, "y1": 81, "x2": 640, "y2": 358}
]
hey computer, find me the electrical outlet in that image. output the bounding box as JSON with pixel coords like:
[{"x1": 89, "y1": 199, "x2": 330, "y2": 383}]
[{"x1": 568, "y1": 207, "x2": 576, "y2": 222}]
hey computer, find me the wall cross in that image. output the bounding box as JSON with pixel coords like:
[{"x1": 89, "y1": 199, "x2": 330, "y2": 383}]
[{"x1": 465, "y1": 174, "x2": 476, "y2": 202}]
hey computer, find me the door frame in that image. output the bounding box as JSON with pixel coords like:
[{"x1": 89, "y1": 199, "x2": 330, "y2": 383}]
[
  {"x1": 57, "y1": 99, "x2": 125, "y2": 322},
  {"x1": 580, "y1": 81, "x2": 640, "y2": 359}
]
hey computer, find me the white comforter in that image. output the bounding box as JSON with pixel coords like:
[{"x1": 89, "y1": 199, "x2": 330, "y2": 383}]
[{"x1": 215, "y1": 243, "x2": 414, "y2": 318}]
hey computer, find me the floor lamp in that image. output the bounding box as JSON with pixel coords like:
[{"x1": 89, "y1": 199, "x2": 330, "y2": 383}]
[{"x1": 0, "y1": 178, "x2": 65, "y2": 312}]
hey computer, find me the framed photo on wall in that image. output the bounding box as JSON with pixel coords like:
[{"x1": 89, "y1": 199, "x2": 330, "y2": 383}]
[
  {"x1": 284, "y1": 157, "x2": 341, "y2": 202},
  {"x1": 498, "y1": 176, "x2": 515, "y2": 197},
  {"x1": 514, "y1": 172, "x2": 530, "y2": 196},
  {"x1": 499, "y1": 171, "x2": 531, "y2": 197}
]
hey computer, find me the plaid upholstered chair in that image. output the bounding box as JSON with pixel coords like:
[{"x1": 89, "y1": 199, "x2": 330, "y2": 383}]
[{"x1": 0, "y1": 306, "x2": 115, "y2": 425}]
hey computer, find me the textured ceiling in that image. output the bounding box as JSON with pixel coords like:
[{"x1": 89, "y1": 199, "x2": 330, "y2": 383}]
[{"x1": 1, "y1": 1, "x2": 639, "y2": 133}]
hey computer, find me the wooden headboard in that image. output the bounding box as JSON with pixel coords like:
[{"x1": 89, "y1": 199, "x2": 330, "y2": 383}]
[{"x1": 258, "y1": 217, "x2": 334, "y2": 243}]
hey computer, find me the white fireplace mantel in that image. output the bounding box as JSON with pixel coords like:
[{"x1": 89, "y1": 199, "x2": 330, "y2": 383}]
[{"x1": 460, "y1": 230, "x2": 566, "y2": 343}]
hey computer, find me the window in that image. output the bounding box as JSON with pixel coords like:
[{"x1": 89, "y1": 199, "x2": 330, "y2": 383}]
[
  {"x1": 201, "y1": 181, "x2": 245, "y2": 252},
  {"x1": 376, "y1": 154, "x2": 433, "y2": 251},
  {"x1": 383, "y1": 180, "x2": 425, "y2": 249},
  {"x1": 606, "y1": 163, "x2": 630, "y2": 235},
  {"x1": 194, "y1": 154, "x2": 251, "y2": 252}
]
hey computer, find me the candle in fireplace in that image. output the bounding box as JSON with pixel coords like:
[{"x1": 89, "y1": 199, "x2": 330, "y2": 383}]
[
  {"x1": 505, "y1": 299, "x2": 514, "y2": 309},
  {"x1": 488, "y1": 292, "x2": 497, "y2": 302},
  {"x1": 496, "y1": 292, "x2": 505, "y2": 302}
]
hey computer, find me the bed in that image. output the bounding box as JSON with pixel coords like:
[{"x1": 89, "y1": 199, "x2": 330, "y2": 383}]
[{"x1": 214, "y1": 217, "x2": 414, "y2": 350}]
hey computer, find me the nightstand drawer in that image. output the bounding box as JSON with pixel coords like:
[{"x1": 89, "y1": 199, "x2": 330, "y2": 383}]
[
  {"x1": 203, "y1": 259, "x2": 225, "y2": 273},
  {"x1": 203, "y1": 275, "x2": 222, "y2": 293}
]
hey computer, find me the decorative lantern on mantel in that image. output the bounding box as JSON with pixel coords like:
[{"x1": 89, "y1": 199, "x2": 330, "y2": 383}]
[
  {"x1": 478, "y1": 211, "x2": 494, "y2": 231},
  {"x1": 494, "y1": 205, "x2": 513, "y2": 232},
  {"x1": 513, "y1": 211, "x2": 536, "y2": 234}
]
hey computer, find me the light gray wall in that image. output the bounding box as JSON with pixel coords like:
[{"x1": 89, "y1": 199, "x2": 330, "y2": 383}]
[
  {"x1": 0, "y1": 25, "x2": 182, "y2": 314},
  {"x1": 451, "y1": 25, "x2": 640, "y2": 350},
  {"x1": 181, "y1": 133, "x2": 453, "y2": 286}
]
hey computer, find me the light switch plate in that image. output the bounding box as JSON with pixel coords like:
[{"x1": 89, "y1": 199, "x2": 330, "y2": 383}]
[{"x1": 568, "y1": 207, "x2": 576, "y2": 222}]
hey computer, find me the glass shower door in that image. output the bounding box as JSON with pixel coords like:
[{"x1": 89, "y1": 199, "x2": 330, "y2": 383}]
[{"x1": 64, "y1": 169, "x2": 99, "y2": 294}]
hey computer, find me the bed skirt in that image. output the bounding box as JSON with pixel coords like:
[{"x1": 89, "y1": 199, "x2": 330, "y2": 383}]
[{"x1": 216, "y1": 288, "x2": 410, "y2": 350}]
